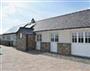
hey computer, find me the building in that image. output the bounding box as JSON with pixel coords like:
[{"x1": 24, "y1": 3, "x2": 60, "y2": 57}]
[
  {"x1": 16, "y1": 18, "x2": 36, "y2": 51},
  {"x1": 0, "y1": 22, "x2": 29, "y2": 46},
  {"x1": 0, "y1": 24, "x2": 24, "y2": 46},
  {"x1": 33, "y1": 9, "x2": 90, "y2": 58},
  {"x1": 13, "y1": 9, "x2": 90, "y2": 58},
  {"x1": 0, "y1": 35, "x2": 2, "y2": 45},
  {"x1": 16, "y1": 27, "x2": 35, "y2": 51},
  {"x1": 1, "y1": 33, "x2": 16, "y2": 46}
]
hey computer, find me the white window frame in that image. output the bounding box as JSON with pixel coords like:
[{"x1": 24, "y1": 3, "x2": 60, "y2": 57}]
[
  {"x1": 51, "y1": 33, "x2": 58, "y2": 42},
  {"x1": 37, "y1": 34, "x2": 42, "y2": 41},
  {"x1": 72, "y1": 33, "x2": 77, "y2": 43},
  {"x1": 72, "y1": 32, "x2": 90, "y2": 43},
  {"x1": 20, "y1": 33, "x2": 22, "y2": 39},
  {"x1": 85, "y1": 32, "x2": 90, "y2": 43},
  {"x1": 7, "y1": 35, "x2": 10, "y2": 40},
  {"x1": 78, "y1": 32, "x2": 84, "y2": 43}
]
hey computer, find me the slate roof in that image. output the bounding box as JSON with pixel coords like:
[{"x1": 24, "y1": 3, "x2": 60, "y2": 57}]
[
  {"x1": 17, "y1": 27, "x2": 34, "y2": 35},
  {"x1": 34, "y1": 9, "x2": 90, "y2": 32},
  {"x1": 3, "y1": 9, "x2": 90, "y2": 34},
  {"x1": 4, "y1": 18, "x2": 35, "y2": 35}
]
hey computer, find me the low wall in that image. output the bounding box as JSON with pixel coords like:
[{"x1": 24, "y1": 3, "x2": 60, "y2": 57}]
[
  {"x1": 41, "y1": 42, "x2": 50, "y2": 52},
  {"x1": 57, "y1": 43, "x2": 71, "y2": 55}
]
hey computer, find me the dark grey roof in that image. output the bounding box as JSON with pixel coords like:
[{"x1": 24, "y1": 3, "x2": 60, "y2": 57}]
[
  {"x1": 4, "y1": 9, "x2": 90, "y2": 34},
  {"x1": 25, "y1": 23, "x2": 35, "y2": 28},
  {"x1": 5, "y1": 19, "x2": 34, "y2": 34},
  {"x1": 17, "y1": 27, "x2": 34, "y2": 35},
  {"x1": 34, "y1": 9, "x2": 90, "y2": 32}
]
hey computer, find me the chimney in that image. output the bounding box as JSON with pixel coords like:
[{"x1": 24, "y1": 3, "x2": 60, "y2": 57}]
[{"x1": 23, "y1": 18, "x2": 35, "y2": 27}]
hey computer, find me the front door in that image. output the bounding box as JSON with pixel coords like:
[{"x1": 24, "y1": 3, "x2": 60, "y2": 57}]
[
  {"x1": 51, "y1": 42, "x2": 57, "y2": 53},
  {"x1": 50, "y1": 33, "x2": 58, "y2": 53},
  {"x1": 36, "y1": 42, "x2": 41, "y2": 50},
  {"x1": 36, "y1": 34, "x2": 42, "y2": 50}
]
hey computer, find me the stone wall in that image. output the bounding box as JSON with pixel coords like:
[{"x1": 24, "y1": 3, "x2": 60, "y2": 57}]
[
  {"x1": 57, "y1": 43, "x2": 71, "y2": 55},
  {"x1": 41, "y1": 42, "x2": 50, "y2": 52},
  {"x1": 16, "y1": 33, "x2": 27, "y2": 51}
]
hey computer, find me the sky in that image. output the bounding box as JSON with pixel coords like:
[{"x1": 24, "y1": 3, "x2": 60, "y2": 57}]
[{"x1": 0, "y1": 0, "x2": 90, "y2": 34}]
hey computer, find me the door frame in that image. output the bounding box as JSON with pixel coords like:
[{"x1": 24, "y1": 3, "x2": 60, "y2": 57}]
[
  {"x1": 36, "y1": 34, "x2": 42, "y2": 50},
  {"x1": 50, "y1": 33, "x2": 58, "y2": 53},
  {"x1": 26, "y1": 34, "x2": 29, "y2": 51},
  {"x1": 36, "y1": 41, "x2": 41, "y2": 50}
]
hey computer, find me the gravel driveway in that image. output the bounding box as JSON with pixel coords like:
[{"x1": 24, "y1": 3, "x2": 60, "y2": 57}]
[{"x1": 0, "y1": 45, "x2": 90, "y2": 71}]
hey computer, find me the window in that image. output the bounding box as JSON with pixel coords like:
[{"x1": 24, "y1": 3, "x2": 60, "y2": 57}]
[
  {"x1": 51, "y1": 33, "x2": 58, "y2": 42},
  {"x1": 55, "y1": 34, "x2": 58, "y2": 42},
  {"x1": 85, "y1": 32, "x2": 90, "y2": 43},
  {"x1": 37, "y1": 34, "x2": 42, "y2": 41},
  {"x1": 40, "y1": 35, "x2": 42, "y2": 41},
  {"x1": 78, "y1": 32, "x2": 83, "y2": 43},
  {"x1": 20, "y1": 33, "x2": 22, "y2": 39},
  {"x1": 7, "y1": 36, "x2": 10, "y2": 40},
  {"x1": 72, "y1": 33, "x2": 77, "y2": 43},
  {"x1": 51, "y1": 34, "x2": 54, "y2": 42},
  {"x1": 3, "y1": 36, "x2": 5, "y2": 39},
  {"x1": 72, "y1": 32, "x2": 90, "y2": 43},
  {"x1": 37, "y1": 35, "x2": 39, "y2": 41}
]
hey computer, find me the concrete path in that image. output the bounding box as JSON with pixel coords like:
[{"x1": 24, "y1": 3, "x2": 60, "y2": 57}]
[{"x1": 0, "y1": 45, "x2": 90, "y2": 71}]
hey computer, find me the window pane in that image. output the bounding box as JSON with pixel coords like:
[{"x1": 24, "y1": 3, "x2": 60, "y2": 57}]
[
  {"x1": 7, "y1": 36, "x2": 10, "y2": 40},
  {"x1": 37, "y1": 35, "x2": 39, "y2": 41},
  {"x1": 55, "y1": 34, "x2": 58, "y2": 42},
  {"x1": 88, "y1": 32, "x2": 90, "y2": 37},
  {"x1": 88, "y1": 33, "x2": 90, "y2": 43},
  {"x1": 81, "y1": 38, "x2": 83, "y2": 43},
  {"x1": 40, "y1": 35, "x2": 42, "y2": 41},
  {"x1": 37, "y1": 34, "x2": 42, "y2": 41},
  {"x1": 72, "y1": 38, "x2": 74, "y2": 42},
  {"x1": 88, "y1": 38, "x2": 90, "y2": 43},
  {"x1": 72, "y1": 33, "x2": 77, "y2": 43},
  {"x1": 78, "y1": 38, "x2": 80, "y2": 43},
  {"x1": 51, "y1": 34, "x2": 54, "y2": 42},
  {"x1": 72, "y1": 34, "x2": 74, "y2": 42},
  {"x1": 51, "y1": 38, "x2": 54, "y2": 42},
  {"x1": 85, "y1": 38, "x2": 88, "y2": 43},
  {"x1": 85, "y1": 32, "x2": 90, "y2": 43},
  {"x1": 55, "y1": 38, "x2": 58, "y2": 42},
  {"x1": 74, "y1": 38, "x2": 77, "y2": 42},
  {"x1": 78, "y1": 32, "x2": 83, "y2": 43},
  {"x1": 20, "y1": 33, "x2": 22, "y2": 39}
]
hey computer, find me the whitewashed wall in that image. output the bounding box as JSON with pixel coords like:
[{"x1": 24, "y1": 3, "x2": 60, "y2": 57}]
[
  {"x1": 35, "y1": 28, "x2": 90, "y2": 43},
  {"x1": 2, "y1": 34, "x2": 16, "y2": 41},
  {"x1": 1, "y1": 33, "x2": 16, "y2": 46}
]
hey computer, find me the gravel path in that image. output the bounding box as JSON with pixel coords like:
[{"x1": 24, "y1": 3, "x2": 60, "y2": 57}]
[{"x1": 0, "y1": 45, "x2": 90, "y2": 71}]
